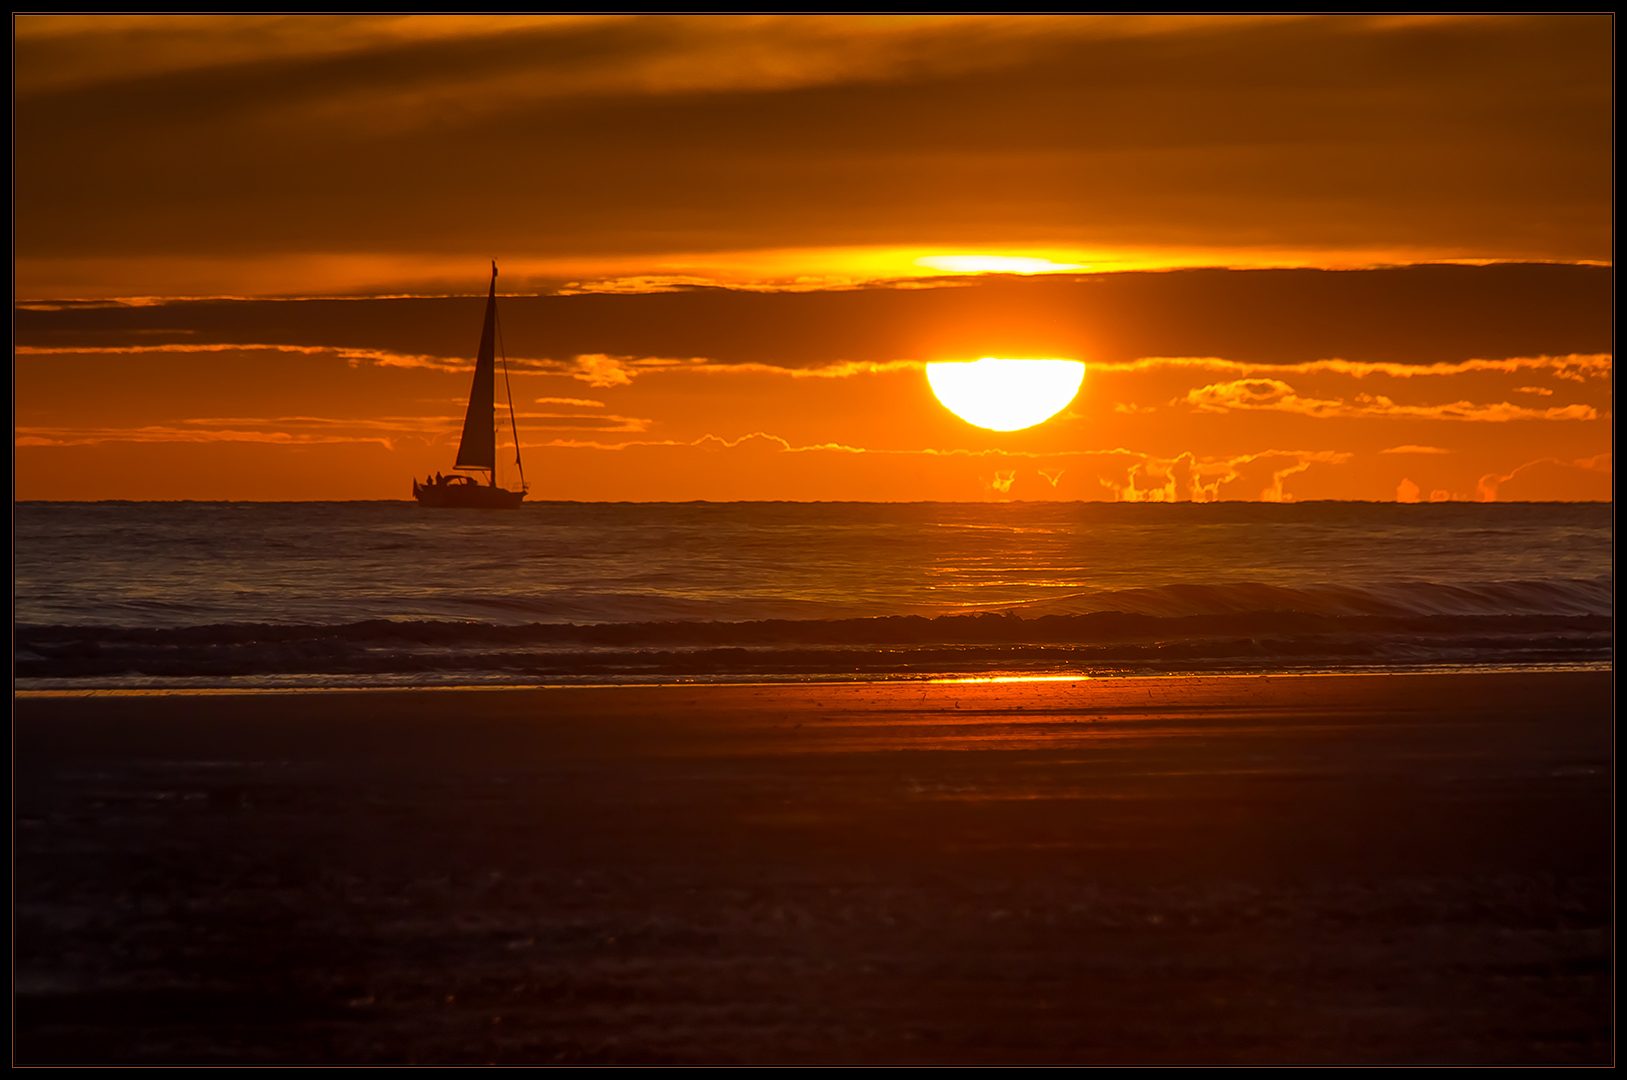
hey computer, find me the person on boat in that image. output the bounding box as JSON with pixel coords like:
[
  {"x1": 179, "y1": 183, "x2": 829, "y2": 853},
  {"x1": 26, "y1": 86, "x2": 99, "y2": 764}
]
[{"x1": 435, "y1": 471, "x2": 444, "y2": 485}]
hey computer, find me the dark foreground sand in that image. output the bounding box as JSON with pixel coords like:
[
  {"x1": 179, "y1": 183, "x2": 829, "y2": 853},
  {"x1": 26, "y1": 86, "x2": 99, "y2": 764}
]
[{"x1": 14, "y1": 672, "x2": 1613, "y2": 1064}]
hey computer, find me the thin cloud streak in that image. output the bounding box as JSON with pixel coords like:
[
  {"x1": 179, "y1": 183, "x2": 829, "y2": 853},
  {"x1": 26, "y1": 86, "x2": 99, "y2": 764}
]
[
  {"x1": 15, "y1": 342, "x2": 471, "y2": 373},
  {"x1": 1180, "y1": 379, "x2": 1600, "y2": 422},
  {"x1": 1108, "y1": 354, "x2": 1611, "y2": 381},
  {"x1": 15, "y1": 425, "x2": 398, "y2": 448}
]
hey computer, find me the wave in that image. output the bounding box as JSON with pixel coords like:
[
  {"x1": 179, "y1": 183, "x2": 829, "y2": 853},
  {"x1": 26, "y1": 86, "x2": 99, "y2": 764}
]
[
  {"x1": 28, "y1": 575, "x2": 1615, "y2": 633},
  {"x1": 1015, "y1": 577, "x2": 1614, "y2": 620},
  {"x1": 16, "y1": 603, "x2": 1613, "y2": 685}
]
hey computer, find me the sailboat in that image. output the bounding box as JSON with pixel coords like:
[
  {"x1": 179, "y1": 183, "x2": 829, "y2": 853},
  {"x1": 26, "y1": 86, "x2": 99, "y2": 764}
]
[{"x1": 414, "y1": 262, "x2": 527, "y2": 509}]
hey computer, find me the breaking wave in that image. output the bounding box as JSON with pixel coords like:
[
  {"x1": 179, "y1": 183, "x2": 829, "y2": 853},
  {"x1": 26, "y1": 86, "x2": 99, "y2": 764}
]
[{"x1": 16, "y1": 579, "x2": 1613, "y2": 687}]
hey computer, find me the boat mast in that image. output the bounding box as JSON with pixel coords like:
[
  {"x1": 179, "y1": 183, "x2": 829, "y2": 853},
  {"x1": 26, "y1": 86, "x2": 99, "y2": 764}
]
[{"x1": 497, "y1": 303, "x2": 527, "y2": 494}]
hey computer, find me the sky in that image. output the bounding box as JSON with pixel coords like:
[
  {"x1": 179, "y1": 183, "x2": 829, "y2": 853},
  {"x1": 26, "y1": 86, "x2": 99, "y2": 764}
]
[{"x1": 13, "y1": 14, "x2": 1613, "y2": 502}]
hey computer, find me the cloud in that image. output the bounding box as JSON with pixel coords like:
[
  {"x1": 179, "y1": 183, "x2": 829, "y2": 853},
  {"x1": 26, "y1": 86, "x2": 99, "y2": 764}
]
[
  {"x1": 504, "y1": 433, "x2": 1356, "y2": 502},
  {"x1": 566, "y1": 353, "x2": 639, "y2": 387},
  {"x1": 1180, "y1": 378, "x2": 1599, "y2": 421},
  {"x1": 17, "y1": 270, "x2": 1612, "y2": 389},
  {"x1": 916, "y1": 255, "x2": 1086, "y2": 274},
  {"x1": 15, "y1": 342, "x2": 806, "y2": 390},
  {"x1": 15, "y1": 423, "x2": 401, "y2": 449},
  {"x1": 552, "y1": 354, "x2": 928, "y2": 385},
  {"x1": 781, "y1": 359, "x2": 924, "y2": 379},
  {"x1": 553, "y1": 353, "x2": 822, "y2": 386},
  {"x1": 1476, "y1": 452, "x2": 1613, "y2": 502},
  {"x1": 517, "y1": 412, "x2": 651, "y2": 433},
  {"x1": 40, "y1": 335, "x2": 1594, "y2": 392},
  {"x1": 1109, "y1": 353, "x2": 1611, "y2": 381},
  {"x1": 18, "y1": 412, "x2": 490, "y2": 447},
  {"x1": 15, "y1": 15, "x2": 1121, "y2": 116},
  {"x1": 1381, "y1": 445, "x2": 1451, "y2": 454},
  {"x1": 183, "y1": 414, "x2": 452, "y2": 430},
  {"x1": 16, "y1": 414, "x2": 1378, "y2": 502},
  {"x1": 15, "y1": 408, "x2": 650, "y2": 448},
  {"x1": 1258, "y1": 459, "x2": 1316, "y2": 503},
  {"x1": 15, "y1": 16, "x2": 1611, "y2": 291},
  {"x1": 1082, "y1": 448, "x2": 1352, "y2": 503},
  {"x1": 14, "y1": 341, "x2": 472, "y2": 372}
]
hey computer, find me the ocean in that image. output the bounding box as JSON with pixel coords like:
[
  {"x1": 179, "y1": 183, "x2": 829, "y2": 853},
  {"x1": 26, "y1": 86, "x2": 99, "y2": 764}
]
[{"x1": 13, "y1": 500, "x2": 1612, "y2": 690}]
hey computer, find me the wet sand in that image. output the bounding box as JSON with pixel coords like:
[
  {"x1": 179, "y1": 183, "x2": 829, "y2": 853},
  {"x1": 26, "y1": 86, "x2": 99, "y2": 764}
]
[{"x1": 14, "y1": 672, "x2": 1612, "y2": 1064}]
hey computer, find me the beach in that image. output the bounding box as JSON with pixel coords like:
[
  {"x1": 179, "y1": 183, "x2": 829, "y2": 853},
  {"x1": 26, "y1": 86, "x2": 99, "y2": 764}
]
[{"x1": 15, "y1": 670, "x2": 1612, "y2": 1064}]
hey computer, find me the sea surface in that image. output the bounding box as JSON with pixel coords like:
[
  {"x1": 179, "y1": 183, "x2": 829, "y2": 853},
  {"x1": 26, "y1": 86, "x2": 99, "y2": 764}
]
[{"x1": 14, "y1": 500, "x2": 1613, "y2": 690}]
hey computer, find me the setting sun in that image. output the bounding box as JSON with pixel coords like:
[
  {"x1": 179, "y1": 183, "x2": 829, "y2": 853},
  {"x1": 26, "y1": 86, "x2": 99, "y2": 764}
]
[{"x1": 926, "y1": 357, "x2": 1086, "y2": 431}]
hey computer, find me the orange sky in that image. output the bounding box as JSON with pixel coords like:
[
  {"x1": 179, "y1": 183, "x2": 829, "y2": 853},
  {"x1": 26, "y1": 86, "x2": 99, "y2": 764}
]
[{"x1": 12, "y1": 15, "x2": 1613, "y2": 502}]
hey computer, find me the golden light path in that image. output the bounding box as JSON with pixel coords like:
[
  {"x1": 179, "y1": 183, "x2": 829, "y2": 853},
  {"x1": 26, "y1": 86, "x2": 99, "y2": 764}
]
[
  {"x1": 926, "y1": 357, "x2": 1086, "y2": 431},
  {"x1": 928, "y1": 674, "x2": 1089, "y2": 685}
]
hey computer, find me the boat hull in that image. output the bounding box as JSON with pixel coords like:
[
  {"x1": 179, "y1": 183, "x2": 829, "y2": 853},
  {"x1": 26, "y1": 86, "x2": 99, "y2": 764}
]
[{"x1": 413, "y1": 481, "x2": 524, "y2": 509}]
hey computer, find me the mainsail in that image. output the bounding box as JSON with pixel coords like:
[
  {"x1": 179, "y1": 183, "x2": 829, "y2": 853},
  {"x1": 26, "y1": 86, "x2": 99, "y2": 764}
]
[
  {"x1": 453, "y1": 262, "x2": 499, "y2": 473},
  {"x1": 414, "y1": 261, "x2": 524, "y2": 508}
]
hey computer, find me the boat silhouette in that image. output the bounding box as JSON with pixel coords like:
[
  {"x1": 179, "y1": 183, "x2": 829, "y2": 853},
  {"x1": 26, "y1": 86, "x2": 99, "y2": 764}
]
[{"x1": 414, "y1": 263, "x2": 527, "y2": 509}]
